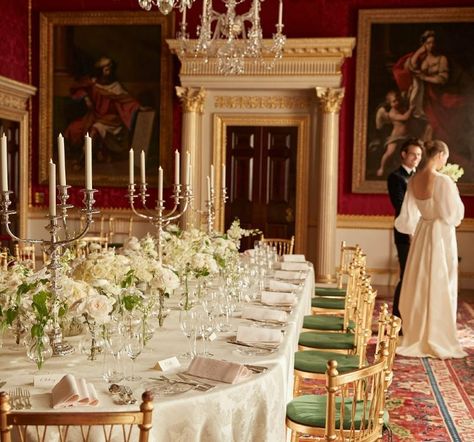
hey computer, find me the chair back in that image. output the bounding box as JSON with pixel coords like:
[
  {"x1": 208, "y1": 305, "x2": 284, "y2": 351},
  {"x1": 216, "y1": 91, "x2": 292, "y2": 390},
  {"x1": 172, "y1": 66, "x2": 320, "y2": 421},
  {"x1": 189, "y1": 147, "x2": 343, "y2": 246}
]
[
  {"x1": 13, "y1": 243, "x2": 36, "y2": 270},
  {"x1": 335, "y1": 242, "x2": 363, "y2": 288},
  {"x1": 0, "y1": 247, "x2": 9, "y2": 270},
  {"x1": 0, "y1": 391, "x2": 154, "y2": 442},
  {"x1": 325, "y1": 341, "x2": 389, "y2": 441},
  {"x1": 260, "y1": 235, "x2": 295, "y2": 255},
  {"x1": 75, "y1": 237, "x2": 109, "y2": 258},
  {"x1": 108, "y1": 216, "x2": 134, "y2": 246}
]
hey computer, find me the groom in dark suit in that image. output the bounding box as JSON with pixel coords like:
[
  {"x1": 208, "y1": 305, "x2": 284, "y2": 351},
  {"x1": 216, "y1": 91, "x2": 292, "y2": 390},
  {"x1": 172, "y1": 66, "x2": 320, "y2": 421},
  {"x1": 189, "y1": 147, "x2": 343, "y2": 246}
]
[{"x1": 387, "y1": 138, "x2": 423, "y2": 319}]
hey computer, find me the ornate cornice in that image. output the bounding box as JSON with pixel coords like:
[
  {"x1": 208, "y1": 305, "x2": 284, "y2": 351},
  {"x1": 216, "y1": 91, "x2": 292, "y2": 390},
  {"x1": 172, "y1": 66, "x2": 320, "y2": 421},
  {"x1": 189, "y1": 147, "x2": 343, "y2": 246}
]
[
  {"x1": 214, "y1": 95, "x2": 311, "y2": 110},
  {"x1": 316, "y1": 87, "x2": 345, "y2": 114},
  {"x1": 0, "y1": 76, "x2": 36, "y2": 111},
  {"x1": 167, "y1": 38, "x2": 355, "y2": 78},
  {"x1": 176, "y1": 86, "x2": 206, "y2": 114}
]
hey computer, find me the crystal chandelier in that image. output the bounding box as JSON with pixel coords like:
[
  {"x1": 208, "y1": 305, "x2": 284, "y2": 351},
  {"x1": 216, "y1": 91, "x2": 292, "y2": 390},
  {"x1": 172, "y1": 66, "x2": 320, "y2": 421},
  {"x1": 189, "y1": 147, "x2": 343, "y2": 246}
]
[{"x1": 138, "y1": 0, "x2": 286, "y2": 75}]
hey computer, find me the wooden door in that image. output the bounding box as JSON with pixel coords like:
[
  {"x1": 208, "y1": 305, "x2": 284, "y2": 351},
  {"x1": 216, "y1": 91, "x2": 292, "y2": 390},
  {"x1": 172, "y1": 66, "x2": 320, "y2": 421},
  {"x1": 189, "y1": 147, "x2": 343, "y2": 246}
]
[{"x1": 224, "y1": 125, "x2": 297, "y2": 249}]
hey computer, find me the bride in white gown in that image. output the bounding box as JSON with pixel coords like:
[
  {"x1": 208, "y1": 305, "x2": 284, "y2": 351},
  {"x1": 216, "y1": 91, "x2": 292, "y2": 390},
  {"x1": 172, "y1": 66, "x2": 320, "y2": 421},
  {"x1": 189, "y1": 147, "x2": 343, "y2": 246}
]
[{"x1": 395, "y1": 140, "x2": 466, "y2": 359}]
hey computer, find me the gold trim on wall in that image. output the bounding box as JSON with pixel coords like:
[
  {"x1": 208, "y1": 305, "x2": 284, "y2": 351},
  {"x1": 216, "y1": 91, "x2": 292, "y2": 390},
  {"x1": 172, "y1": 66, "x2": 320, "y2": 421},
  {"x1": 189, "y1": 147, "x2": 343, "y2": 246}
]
[
  {"x1": 337, "y1": 214, "x2": 474, "y2": 232},
  {"x1": 213, "y1": 114, "x2": 310, "y2": 254},
  {"x1": 0, "y1": 76, "x2": 36, "y2": 238}
]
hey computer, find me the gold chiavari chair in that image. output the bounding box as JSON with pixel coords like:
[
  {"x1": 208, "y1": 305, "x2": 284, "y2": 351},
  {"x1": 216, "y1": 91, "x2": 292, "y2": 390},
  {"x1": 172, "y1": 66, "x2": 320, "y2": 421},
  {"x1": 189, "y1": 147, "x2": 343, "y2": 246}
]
[
  {"x1": 0, "y1": 247, "x2": 9, "y2": 270},
  {"x1": 286, "y1": 342, "x2": 389, "y2": 442},
  {"x1": 0, "y1": 391, "x2": 154, "y2": 442},
  {"x1": 13, "y1": 243, "x2": 36, "y2": 270},
  {"x1": 108, "y1": 215, "x2": 134, "y2": 248},
  {"x1": 293, "y1": 303, "x2": 401, "y2": 397},
  {"x1": 260, "y1": 235, "x2": 295, "y2": 255},
  {"x1": 76, "y1": 214, "x2": 109, "y2": 257}
]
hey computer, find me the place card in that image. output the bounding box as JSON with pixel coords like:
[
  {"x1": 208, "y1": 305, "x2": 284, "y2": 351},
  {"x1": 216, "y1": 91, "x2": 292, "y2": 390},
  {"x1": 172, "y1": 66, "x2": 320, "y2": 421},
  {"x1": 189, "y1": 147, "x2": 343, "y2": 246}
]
[
  {"x1": 154, "y1": 357, "x2": 181, "y2": 372},
  {"x1": 34, "y1": 373, "x2": 65, "y2": 389}
]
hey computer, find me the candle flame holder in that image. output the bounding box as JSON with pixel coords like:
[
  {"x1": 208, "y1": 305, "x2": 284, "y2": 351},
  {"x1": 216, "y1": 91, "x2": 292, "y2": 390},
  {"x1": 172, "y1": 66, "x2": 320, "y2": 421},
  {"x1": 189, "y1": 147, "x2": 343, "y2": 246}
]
[{"x1": 0, "y1": 186, "x2": 99, "y2": 356}]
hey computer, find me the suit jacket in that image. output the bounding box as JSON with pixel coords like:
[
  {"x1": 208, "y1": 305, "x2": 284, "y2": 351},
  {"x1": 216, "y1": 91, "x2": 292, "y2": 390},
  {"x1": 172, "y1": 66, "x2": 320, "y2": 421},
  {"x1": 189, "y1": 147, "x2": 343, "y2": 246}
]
[{"x1": 387, "y1": 166, "x2": 411, "y2": 244}]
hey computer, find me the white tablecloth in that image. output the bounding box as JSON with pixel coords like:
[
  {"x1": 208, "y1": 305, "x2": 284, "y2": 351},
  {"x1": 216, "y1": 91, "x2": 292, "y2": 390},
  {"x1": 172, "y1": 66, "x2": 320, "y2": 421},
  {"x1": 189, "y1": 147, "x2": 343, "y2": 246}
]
[{"x1": 0, "y1": 268, "x2": 314, "y2": 442}]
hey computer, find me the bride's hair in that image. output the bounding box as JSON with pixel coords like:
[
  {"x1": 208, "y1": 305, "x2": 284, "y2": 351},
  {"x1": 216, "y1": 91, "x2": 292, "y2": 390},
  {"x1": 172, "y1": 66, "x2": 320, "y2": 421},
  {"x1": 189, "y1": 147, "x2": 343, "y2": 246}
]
[{"x1": 419, "y1": 140, "x2": 448, "y2": 169}]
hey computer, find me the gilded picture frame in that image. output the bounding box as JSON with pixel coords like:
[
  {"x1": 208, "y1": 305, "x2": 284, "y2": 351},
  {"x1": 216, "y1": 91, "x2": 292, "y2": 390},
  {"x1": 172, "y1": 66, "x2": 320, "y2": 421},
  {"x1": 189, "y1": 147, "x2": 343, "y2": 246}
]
[
  {"x1": 39, "y1": 11, "x2": 173, "y2": 187},
  {"x1": 352, "y1": 8, "x2": 474, "y2": 195}
]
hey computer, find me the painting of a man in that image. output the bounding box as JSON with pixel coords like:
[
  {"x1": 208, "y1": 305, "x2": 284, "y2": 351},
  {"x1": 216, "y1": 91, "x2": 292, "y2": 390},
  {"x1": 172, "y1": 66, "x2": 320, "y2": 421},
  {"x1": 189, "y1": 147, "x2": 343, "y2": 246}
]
[{"x1": 65, "y1": 56, "x2": 144, "y2": 165}]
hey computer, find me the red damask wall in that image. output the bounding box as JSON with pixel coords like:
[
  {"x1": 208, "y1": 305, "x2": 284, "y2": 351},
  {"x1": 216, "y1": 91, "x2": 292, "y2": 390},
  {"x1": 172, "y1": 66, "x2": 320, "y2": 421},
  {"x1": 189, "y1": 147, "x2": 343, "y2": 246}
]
[{"x1": 2, "y1": 0, "x2": 473, "y2": 215}]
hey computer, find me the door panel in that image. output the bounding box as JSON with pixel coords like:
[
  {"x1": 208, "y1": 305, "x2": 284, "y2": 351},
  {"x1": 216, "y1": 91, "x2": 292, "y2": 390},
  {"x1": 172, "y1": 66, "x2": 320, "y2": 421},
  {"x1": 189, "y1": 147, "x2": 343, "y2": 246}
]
[{"x1": 225, "y1": 125, "x2": 297, "y2": 248}]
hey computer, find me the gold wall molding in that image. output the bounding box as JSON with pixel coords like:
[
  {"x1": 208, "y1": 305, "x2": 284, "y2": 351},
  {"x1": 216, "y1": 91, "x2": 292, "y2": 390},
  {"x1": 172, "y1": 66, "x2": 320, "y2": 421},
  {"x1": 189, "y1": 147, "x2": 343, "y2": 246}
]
[
  {"x1": 167, "y1": 38, "x2": 355, "y2": 78},
  {"x1": 213, "y1": 114, "x2": 310, "y2": 254},
  {"x1": 214, "y1": 96, "x2": 311, "y2": 110},
  {"x1": 315, "y1": 87, "x2": 345, "y2": 114},
  {"x1": 176, "y1": 86, "x2": 206, "y2": 114},
  {"x1": 0, "y1": 75, "x2": 36, "y2": 238},
  {"x1": 337, "y1": 214, "x2": 474, "y2": 232}
]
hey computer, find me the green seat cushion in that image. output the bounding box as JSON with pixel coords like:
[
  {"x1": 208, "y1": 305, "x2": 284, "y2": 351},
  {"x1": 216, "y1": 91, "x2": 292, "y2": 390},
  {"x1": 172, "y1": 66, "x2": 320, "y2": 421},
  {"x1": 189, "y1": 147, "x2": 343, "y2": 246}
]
[
  {"x1": 314, "y1": 287, "x2": 346, "y2": 297},
  {"x1": 294, "y1": 350, "x2": 362, "y2": 374},
  {"x1": 303, "y1": 315, "x2": 355, "y2": 332},
  {"x1": 311, "y1": 297, "x2": 345, "y2": 310},
  {"x1": 287, "y1": 394, "x2": 389, "y2": 429},
  {"x1": 299, "y1": 331, "x2": 355, "y2": 350}
]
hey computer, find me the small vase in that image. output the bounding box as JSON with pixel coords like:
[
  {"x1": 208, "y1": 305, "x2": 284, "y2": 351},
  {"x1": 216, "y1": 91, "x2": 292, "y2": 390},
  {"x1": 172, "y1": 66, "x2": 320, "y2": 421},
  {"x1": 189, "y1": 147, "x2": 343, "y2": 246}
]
[
  {"x1": 26, "y1": 334, "x2": 53, "y2": 370},
  {"x1": 79, "y1": 323, "x2": 104, "y2": 361},
  {"x1": 157, "y1": 292, "x2": 170, "y2": 327}
]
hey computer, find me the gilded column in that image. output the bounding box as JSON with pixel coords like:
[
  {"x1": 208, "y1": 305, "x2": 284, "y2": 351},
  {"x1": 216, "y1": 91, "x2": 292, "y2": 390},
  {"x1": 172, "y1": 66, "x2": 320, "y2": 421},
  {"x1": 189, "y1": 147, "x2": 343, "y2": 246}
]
[
  {"x1": 176, "y1": 86, "x2": 206, "y2": 228},
  {"x1": 315, "y1": 87, "x2": 344, "y2": 282}
]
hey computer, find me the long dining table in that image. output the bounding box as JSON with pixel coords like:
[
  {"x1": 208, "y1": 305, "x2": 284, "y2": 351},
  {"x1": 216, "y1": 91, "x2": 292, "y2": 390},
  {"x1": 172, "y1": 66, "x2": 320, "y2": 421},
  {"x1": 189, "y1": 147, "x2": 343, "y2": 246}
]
[{"x1": 0, "y1": 266, "x2": 314, "y2": 442}]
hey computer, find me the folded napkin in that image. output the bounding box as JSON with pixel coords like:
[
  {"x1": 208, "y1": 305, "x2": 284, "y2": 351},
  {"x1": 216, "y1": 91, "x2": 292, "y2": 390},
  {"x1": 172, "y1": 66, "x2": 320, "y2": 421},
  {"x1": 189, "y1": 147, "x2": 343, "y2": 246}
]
[
  {"x1": 187, "y1": 356, "x2": 252, "y2": 384},
  {"x1": 51, "y1": 374, "x2": 99, "y2": 408},
  {"x1": 273, "y1": 270, "x2": 304, "y2": 280},
  {"x1": 261, "y1": 290, "x2": 296, "y2": 306},
  {"x1": 236, "y1": 325, "x2": 283, "y2": 345},
  {"x1": 267, "y1": 279, "x2": 299, "y2": 292},
  {"x1": 241, "y1": 306, "x2": 288, "y2": 323},
  {"x1": 282, "y1": 254, "x2": 306, "y2": 262},
  {"x1": 280, "y1": 262, "x2": 309, "y2": 271},
  {"x1": 243, "y1": 249, "x2": 255, "y2": 257}
]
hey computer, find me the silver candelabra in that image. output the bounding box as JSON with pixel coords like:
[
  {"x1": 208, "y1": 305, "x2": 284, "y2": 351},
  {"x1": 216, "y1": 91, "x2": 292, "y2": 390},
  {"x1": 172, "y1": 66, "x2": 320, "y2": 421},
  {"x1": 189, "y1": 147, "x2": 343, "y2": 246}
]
[
  {"x1": 127, "y1": 181, "x2": 193, "y2": 262},
  {"x1": 203, "y1": 184, "x2": 228, "y2": 235},
  {"x1": 0, "y1": 186, "x2": 99, "y2": 356}
]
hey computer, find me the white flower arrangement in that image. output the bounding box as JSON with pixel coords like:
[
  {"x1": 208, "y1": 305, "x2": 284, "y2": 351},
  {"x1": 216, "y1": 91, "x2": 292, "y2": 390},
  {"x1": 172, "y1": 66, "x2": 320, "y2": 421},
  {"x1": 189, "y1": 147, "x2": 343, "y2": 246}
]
[{"x1": 440, "y1": 163, "x2": 464, "y2": 183}]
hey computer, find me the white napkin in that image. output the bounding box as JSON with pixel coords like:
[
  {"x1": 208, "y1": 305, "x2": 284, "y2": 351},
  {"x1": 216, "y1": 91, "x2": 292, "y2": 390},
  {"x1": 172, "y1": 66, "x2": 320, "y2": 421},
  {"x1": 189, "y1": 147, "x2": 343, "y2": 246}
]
[
  {"x1": 236, "y1": 325, "x2": 283, "y2": 345},
  {"x1": 282, "y1": 254, "x2": 306, "y2": 262},
  {"x1": 187, "y1": 356, "x2": 252, "y2": 384},
  {"x1": 243, "y1": 249, "x2": 255, "y2": 257},
  {"x1": 241, "y1": 306, "x2": 288, "y2": 323},
  {"x1": 267, "y1": 279, "x2": 299, "y2": 291},
  {"x1": 273, "y1": 270, "x2": 304, "y2": 280},
  {"x1": 261, "y1": 290, "x2": 296, "y2": 306},
  {"x1": 51, "y1": 374, "x2": 99, "y2": 408},
  {"x1": 280, "y1": 262, "x2": 309, "y2": 271}
]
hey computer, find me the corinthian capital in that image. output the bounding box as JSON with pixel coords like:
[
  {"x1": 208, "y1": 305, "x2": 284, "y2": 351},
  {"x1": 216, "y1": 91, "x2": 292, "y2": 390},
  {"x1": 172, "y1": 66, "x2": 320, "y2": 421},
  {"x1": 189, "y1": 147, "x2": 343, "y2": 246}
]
[
  {"x1": 315, "y1": 87, "x2": 345, "y2": 114},
  {"x1": 176, "y1": 86, "x2": 206, "y2": 114}
]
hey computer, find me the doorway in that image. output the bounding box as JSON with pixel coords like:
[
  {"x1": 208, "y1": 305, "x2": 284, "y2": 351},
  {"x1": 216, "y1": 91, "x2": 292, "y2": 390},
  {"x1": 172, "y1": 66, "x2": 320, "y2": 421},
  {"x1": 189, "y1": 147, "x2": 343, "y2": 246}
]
[{"x1": 224, "y1": 125, "x2": 298, "y2": 250}]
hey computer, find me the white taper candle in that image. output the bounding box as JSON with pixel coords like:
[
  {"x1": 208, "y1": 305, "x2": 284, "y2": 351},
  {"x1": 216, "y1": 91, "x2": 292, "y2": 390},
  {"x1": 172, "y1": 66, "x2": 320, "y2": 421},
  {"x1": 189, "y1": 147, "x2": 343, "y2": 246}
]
[
  {"x1": 174, "y1": 150, "x2": 180, "y2": 185},
  {"x1": 278, "y1": 0, "x2": 283, "y2": 26},
  {"x1": 140, "y1": 150, "x2": 146, "y2": 184},
  {"x1": 158, "y1": 166, "x2": 163, "y2": 201},
  {"x1": 222, "y1": 163, "x2": 226, "y2": 189},
  {"x1": 85, "y1": 134, "x2": 92, "y2": 190},
  {"x1": 210, "y1": 164, "x2": 214, "y2": 190},
  {"x1": 49, "y1": 159, "x2": 57, "y2": 217},
  {"x1": 207, "y1": 175, "x2": 211, "y2": 201},
  {"x1": 58, "y1": 133, "x2": 66, "y2": 186},
  {"x1": 1, "y1": 134, "x2": 8, "y2": 192},
  {"x1": 129, "y1": 148, "x2": 134, "y2": 185},
  {"x1": 185, "y1": 151, "x2": 190, "y2": 186}
]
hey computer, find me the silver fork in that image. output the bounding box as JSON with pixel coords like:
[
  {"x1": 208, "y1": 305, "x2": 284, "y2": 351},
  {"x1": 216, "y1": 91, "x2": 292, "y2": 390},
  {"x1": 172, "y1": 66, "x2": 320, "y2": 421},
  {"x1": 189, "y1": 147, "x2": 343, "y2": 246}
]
[{"x1": 8, "y1": 390, "x2": 20, "y2": 410}]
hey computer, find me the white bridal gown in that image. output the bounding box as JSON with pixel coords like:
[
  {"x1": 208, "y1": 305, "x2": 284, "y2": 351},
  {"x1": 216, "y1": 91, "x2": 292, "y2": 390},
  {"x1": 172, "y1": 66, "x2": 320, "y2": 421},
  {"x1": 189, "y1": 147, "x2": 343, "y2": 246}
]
[{"x1": 394, "y1": 172, "x2": 467, "y2": 359}]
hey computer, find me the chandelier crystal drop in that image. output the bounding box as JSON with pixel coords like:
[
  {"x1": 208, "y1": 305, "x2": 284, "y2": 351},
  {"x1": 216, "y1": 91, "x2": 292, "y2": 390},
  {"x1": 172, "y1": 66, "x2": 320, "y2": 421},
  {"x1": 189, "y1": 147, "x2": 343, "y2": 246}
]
[{"x1": 138, "y1": 0, "x2": 286, "y2": 75}]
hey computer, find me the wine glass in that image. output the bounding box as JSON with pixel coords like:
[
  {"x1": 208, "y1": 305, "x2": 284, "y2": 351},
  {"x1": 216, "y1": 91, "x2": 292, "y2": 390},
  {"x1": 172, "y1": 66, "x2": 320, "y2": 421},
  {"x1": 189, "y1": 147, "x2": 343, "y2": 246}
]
[
  {"x1": 102, "y1": 323, "x2": 124, "y2": 383},
  {"x1": 124, "y1": 331, "x2": 144, "y2": 381},
  {"x1": 179, "y1": 309, "x2": 199, "y2": 360}
]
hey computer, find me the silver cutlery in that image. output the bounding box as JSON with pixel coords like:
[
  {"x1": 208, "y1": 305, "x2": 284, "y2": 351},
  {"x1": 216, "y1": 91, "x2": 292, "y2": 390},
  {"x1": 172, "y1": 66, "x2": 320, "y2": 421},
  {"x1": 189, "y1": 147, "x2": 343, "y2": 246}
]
[{"x1": 176, "y1": 373, "x2": 216, "y2": 389}]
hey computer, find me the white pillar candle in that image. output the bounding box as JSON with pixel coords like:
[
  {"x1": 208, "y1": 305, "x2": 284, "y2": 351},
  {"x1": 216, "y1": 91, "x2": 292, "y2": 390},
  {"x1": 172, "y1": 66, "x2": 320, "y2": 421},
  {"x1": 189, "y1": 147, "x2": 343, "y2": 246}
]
[
  {"x1": 278, "y1": 0, "x2": 283, "y2": 26},
  {"x1": 210, "y1": 164, "x2": 214, "y2": 189},
  {"x1": 1, "y1": 134, "x2": 8, "y2": 192},
  {"x1": 207, "y1": 175, "x2": 211, "y2": 201},
  {"x1": 129, "y1": 148, "x2": 135, "y2": 185},
  {"x1": 222, "y1": 163, "x2": 226, "y2": 188},
  {"x1": 140, "y1": 150, "x2": 146, "y2": 184},
  {"x1": 158, "y1": 166, "x2": 163, "y2": 201},
  {"x1": 85, "y1": 134, "x2": 92, "y2": 190},
  {"x1": 174, "y1": 150, "x2": 180, "y2": 185},
  {"x1": 58, "y1": 133, "x2": 66, "y2": 186},
  {"x1": 49, "y1": 159, "x2": 57, "y2": 217}
]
